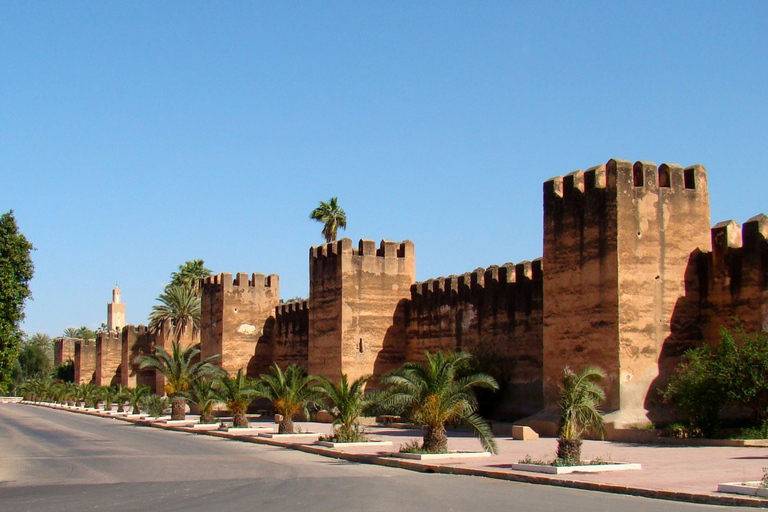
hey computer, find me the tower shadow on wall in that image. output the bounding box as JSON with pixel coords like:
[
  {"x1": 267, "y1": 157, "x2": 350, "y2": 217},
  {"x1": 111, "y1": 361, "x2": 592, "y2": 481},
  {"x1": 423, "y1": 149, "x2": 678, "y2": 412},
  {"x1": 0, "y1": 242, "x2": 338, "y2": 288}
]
[
  {"x1": 247, "y1": 316, "x2": 276, "y2": 379},
  {"x1": 644, "y1": 249, "x2": 705, "y2": 425},
  {"x1": 372, "y1": 299, "x2": 410, "y2": 382}
]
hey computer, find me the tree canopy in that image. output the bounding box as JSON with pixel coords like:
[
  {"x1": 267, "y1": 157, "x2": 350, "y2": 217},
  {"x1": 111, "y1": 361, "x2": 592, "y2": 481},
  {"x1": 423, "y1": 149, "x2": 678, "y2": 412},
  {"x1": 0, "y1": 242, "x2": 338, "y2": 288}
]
[{"x1": 0, "y1": 211, "x2": 35, "y2": 394}]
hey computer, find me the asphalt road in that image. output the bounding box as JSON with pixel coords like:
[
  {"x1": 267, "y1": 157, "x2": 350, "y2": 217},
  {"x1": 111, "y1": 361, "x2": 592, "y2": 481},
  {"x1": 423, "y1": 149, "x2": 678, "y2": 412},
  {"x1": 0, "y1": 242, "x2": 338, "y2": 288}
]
[{"x1": 0, "y1": 404, "x2": 742, "y2": 512}]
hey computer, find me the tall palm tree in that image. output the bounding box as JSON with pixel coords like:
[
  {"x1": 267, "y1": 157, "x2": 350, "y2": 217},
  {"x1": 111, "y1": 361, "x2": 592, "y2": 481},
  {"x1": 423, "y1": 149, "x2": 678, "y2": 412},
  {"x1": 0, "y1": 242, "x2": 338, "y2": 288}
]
[
  {"x1": 257, "y1": 364, "x2": 318, "y2": 434},
  {"x1": 168, "y1": 259, "x2": 212, "y2": 297},
  {"x1": 557, "y1": 365, "x2": 606, "y2": 465},
  {"x1": 183, "y1": 377, "x2": 220, "y2": 424},
  {"x1": 135, "y1": 341, "x2": 222, "y2": 420},
  {"x1": 380, "y1": 351, "x2": 499, "y2": 454},
  {"x1": 309, "y1": 197, "x2": 347, "y2": 243},
  {"x1": 313, "y1": 373, "x2": 378, "y2": 443},
  {"x1": 215, "y1": 370, "x2": 259, "y2": 427},
  {"x1": 62, "y1": 327, "x2": 80, "y2": 339},
  {"x1": 148, "y1": 285, "x2": 201, "y2": 343}
]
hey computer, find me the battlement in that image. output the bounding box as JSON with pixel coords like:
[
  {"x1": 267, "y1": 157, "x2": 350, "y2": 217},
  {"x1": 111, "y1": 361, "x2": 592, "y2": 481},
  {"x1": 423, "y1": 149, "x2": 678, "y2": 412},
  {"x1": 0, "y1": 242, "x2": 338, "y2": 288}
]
[
  {"x1": 410, "y1": 259, "x2": 543, "y2": 307},
  {"x1": 544, "y1": 159, "x2": 708, "y2": 200},
  {"x1": 276, "y1": 299, "x2": 309, "y2": 317},
  {"x1": 708, "y1": 213, "x2": 768, "y2": 272},
  {"x1": 202, "y1": 272, "x2": 278, "y2": 290},
  {"x1": 119, "y1": 324, "x2": 149, "y2": 335},
  {"x1": 310, "y1": 238, "x2": 415, "y2": 260}
]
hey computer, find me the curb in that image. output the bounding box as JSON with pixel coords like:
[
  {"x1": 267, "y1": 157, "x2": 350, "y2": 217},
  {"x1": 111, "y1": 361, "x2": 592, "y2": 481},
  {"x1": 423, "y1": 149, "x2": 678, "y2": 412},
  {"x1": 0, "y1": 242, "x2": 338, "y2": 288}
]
[{"x1": 16, "y1": 401, "x2": 768, "y2": 508}]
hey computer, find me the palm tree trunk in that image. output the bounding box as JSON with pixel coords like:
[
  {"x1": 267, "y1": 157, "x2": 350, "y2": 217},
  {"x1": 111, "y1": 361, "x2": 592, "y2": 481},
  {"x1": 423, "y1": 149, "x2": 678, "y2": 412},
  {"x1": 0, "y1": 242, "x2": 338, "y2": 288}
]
[
  {"x1": 171, "y1": 397, "x2": 186, "y2": 420},
  {"x1": 423, "y1": 424, "x2": 448, "y2": 453},
  {"x1": 200, "y1": 412, "x2": 215, "y2": 424},
  {"x1": 279, "y1": 416, "x2": 294, "y2": 434},
  {"x1": 556, "y1": 437, "x2": 582, "y2": 465},
  {"x1": 233, "y1": 412, "x2": 248, "y2": 428}
]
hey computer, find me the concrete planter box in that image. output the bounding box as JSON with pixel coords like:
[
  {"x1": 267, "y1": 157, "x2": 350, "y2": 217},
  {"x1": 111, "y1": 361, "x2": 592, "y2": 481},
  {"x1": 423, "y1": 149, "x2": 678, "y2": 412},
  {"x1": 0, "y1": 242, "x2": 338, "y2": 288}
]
[
  {"x1": 510, "y1": 462, "x2": 642, "y2": 474},
  {"x1": 316, "y1": 440, "x2": 393, "y2": 448},
  {"x1": 395, "y1": 451, "x2": 492, "y2": 461},
  {"x1": 717, "y1": 482, "x2": 768, "y2": 497},
  {"x1": 164, "y1": 419, "x2": 196, "y2": 426},
  {"x1": 259, "y1": 432, "x2": 320, "y2": 439},
  {"x1": 221, "y1": 426, "x2": 273, "y2": 435},
  {"x1": 189, "y1": 423, "x2": 221, "y2": 430}
]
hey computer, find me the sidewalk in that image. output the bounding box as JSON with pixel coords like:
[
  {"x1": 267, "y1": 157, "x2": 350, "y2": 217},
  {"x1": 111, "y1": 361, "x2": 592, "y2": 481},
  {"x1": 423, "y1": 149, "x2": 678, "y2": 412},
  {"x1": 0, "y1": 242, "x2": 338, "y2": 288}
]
[{"x1": 16, "y1": 402, "x2": 768, "y2": 508}]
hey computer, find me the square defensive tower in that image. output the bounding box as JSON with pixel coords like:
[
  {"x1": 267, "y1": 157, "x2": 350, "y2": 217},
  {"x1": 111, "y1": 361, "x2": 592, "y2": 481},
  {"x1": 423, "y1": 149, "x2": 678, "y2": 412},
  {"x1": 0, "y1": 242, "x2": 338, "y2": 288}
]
[
  {"x1": 542, "y1": 159, "x2": 711, "y2": 422},
  {"x1": 309, "y1": 239, "x2": 415, "y2": 382}
]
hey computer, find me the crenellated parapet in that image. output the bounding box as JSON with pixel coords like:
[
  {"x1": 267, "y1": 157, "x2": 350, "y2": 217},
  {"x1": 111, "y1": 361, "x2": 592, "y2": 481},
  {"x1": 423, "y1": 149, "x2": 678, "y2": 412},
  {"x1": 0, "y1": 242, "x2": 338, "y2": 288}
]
[
  {"x1": 700, "y1": 213, "x2": 768, "y2": 338},
  {"x1": 410, "y1": 260, "x2": 543, "y2": 309},
  {"x1": 202, "y1": 272, "x2": 279, "y2": 291},
  {"x1": 275, "y1": 299, "x2": 309, "y2": 337}
]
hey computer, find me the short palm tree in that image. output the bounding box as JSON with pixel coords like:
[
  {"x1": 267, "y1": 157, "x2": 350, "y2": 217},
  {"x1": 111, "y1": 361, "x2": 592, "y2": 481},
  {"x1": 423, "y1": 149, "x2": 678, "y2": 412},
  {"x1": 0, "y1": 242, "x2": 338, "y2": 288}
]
[
  {"x1": 257, "y1": 364, "x2": 319, "y2": 434},
  {"x1": 148, "y1": 285, "x2": 202, "y2": 343},
  {"x1": 557, "y1": 365, "x2": 606, "y2": 465},
  {"x1": 126, "y1": 385, "x2": 151, "y2": 414},
  {"x1": 380, "y1": 351, "x2": 499, "y2": 454},
  {"x1": 215, "y1": 370, "x2": 259, "y2": 427},
  {"x1": 79, "y1": 383, "x2": 99, "y2": 408},
  {"x1": 313, "y1": 373, "x2": 378, "y2": 443},
  {"x1": 98, "y1": 385, "x2": 119, "y2": 410},
  {"x1": 135, "y1": 341, "x2": 222, "y2": 420},
  {"x1": 309, "y1": 197, "x2": 347, "y2": 243},
  {"x1": 183, "y1": 377, "x2": 220, "y2": 424}
]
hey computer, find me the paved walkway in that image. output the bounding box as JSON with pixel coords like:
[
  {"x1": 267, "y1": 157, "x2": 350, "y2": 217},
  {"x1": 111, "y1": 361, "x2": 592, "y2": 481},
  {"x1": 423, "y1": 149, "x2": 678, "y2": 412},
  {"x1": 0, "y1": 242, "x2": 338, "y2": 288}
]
[{"x1": 17, "y1": 402, "x2": 768, "y2": 508}]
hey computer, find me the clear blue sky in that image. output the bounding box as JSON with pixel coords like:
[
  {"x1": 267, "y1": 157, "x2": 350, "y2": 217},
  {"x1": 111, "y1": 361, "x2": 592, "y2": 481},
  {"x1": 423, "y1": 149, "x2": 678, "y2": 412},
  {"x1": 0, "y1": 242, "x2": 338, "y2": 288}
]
[{"x1": 2, "y1": 2, "x2": 766, "y2": 337}]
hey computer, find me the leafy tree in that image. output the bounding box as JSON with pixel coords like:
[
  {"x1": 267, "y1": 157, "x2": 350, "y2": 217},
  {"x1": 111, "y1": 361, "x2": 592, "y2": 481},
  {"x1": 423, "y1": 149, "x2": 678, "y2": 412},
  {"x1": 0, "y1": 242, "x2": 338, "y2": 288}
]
[
  {"x1": 557, "y1": 365, "x2": 606, "y2": 465},
  {"x1": 135, "y1": 341, "x2": 222, "y2": 420},
  {"x1": 313, "y1": 373, "x2": 379, "y2": 443},
  {"x1": 661, "y1": 346, "x2": 723, "y2": 437},
  {"x1": 0, "y1": 210, "x2": 34, "y2": 394},
  {"x1": 309, "y1": 197, "x2": 347, "y2": 243},
  {"x1": 713, "y1": 327, "x2": 768, "y2": 423},
  {"x1": 380, "y1": 351, "x2": 499, "y2": 454},
  {"x1": 183, "y1": 377, "x2": 220, "y2": 424},
  {"x1": 148, "y1": 285, "x2": 201, "y2": 343},
  {"x1": 257, "y1": 363, "x2": 319, "y2": 434},
  {"x1": 54, "y1": 360, "x2": 75, "y2": 382},
  {"x1": 16, "y1": 333, "x2": 53, "y2": 381},
  {"x1": 168, "y1": 259, "x2": 212, "y2": 296},
  {"x1": 215, "y1": 370, "x2": 258, "y2": 427}
]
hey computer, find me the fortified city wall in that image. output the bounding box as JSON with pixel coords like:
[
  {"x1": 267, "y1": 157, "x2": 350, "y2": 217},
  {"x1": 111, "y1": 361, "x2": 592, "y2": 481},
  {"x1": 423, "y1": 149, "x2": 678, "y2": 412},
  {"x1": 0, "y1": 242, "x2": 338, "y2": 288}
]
[
  {"x1": 53, "y1": 337, "x2": 75, "y2": 367},
  {"x1": 74, "y1": 157, "x2": 767, "y2": 429}
]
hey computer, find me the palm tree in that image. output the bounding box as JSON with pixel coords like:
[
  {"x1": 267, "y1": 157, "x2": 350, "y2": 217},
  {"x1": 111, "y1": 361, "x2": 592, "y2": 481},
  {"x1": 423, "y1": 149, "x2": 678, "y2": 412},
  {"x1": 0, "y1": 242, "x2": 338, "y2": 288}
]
[
  {"x1": 79, "y1": 383, "x2": 99, "y2": 408},
  {"x1": 183, "y1": 377, "x2": 220, "y2": 424},
  {"x1": 257, "y1": 364, "x2": 318, "y2": 434},
  {"x1": 62, "y1": 327, "x2": 80, "y2": 339},
  {"x1": 309, "y1": 197, "x2": 347, "y2": 243},
  {"x1": 148, "y1": 285, "x2": 201, "y2": 343},
  {"x1": 168, "y1": 259, "x2": 212, "y2": 297},
  {"x1": 98, "y1": 385, "x2": 118, "y2": 411},
  {"x1": 380, "y1": 351, "x2": 499, "y2": 454},
  {"x1": 557, "y1": 365, "x2": 606, "y2": 465},
  {"x1": 126, "y1": 385, "x2": 151, "y2": 414},
  {"x1": 215, "y1": 370, "x2": 259, "y2": 427},
  {"x1": 135, "y1": 341, "x2": 222, "y2": 420},
  {"x1": 313, "y1": 373, "x2": 378, "y2": 443}
]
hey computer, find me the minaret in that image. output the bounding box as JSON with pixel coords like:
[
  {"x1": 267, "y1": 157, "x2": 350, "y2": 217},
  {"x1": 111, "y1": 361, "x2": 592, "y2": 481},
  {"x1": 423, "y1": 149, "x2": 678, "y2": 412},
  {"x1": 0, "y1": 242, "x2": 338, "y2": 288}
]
[{"x1": 107, "y1": 286, "x2": 126, "y2": 330}]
